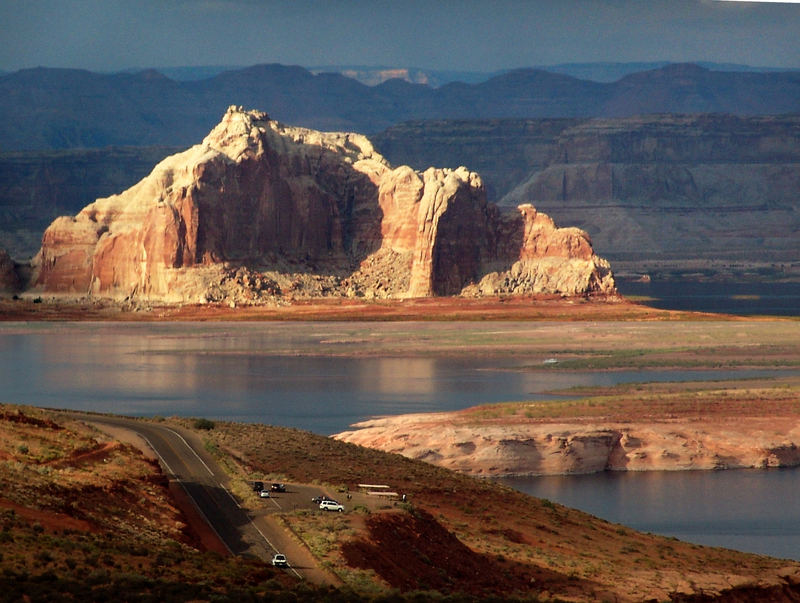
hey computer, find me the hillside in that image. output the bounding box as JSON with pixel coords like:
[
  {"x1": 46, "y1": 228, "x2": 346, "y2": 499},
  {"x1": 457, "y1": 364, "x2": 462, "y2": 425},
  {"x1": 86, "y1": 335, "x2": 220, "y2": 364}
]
[
  {"x1": 0, "y1": 405, "x2": 303, "y2": 601},
  {"x1": 4, "y1": 404, "x2": 800, "y2": 601}
]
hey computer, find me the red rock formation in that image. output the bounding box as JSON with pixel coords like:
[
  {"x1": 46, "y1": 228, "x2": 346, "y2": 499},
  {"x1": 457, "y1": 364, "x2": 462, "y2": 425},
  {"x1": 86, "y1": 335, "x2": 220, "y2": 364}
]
[{"x1": 31, "y1": 107, "x2": 615, "y2": 303}]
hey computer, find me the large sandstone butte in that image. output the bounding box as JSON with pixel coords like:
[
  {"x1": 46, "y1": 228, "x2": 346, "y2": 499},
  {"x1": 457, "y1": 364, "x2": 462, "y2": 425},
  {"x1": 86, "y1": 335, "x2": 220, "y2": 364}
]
[{"x1": 31, "y1": 107, "x2": 615, "y2": 304}]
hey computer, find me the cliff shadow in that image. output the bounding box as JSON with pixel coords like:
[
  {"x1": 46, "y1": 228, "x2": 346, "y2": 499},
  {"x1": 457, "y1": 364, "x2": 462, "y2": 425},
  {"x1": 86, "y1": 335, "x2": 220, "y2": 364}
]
[
  {"x1": 192, "y1": 138, "x2": 384, "y2": 281},
  {"x1": 470, "y1": 206, "x2": 526, "y2": 288}
]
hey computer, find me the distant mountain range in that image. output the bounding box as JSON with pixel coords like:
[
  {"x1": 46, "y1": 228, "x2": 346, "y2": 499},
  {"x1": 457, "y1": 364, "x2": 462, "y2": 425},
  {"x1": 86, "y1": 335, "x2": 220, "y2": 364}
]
[
  {"x1": 140, "y1": 61, "x2": 797, "y2": 84},
  {"x1": 1, "y1": 62, "x2": 799, "y2": 151}
]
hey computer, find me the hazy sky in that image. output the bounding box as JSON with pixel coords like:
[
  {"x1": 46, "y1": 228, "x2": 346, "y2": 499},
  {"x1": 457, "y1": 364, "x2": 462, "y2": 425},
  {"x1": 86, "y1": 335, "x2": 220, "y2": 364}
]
[{"x1": 1, "y1": 0, "x2": 799, "y2": 73}]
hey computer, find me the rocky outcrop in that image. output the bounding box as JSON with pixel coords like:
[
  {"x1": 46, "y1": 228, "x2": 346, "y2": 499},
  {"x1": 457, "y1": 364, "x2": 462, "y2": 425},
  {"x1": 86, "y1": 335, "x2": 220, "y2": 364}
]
[
  {"x1": 335, "y1": 412, "x2": 800, "y2": 477},
  {"x1": 30, "y1": 107, "x2": 615, "y2": 304},
  {"x1": 467, "y1": 205, "x2": 614, "y2": 297}
]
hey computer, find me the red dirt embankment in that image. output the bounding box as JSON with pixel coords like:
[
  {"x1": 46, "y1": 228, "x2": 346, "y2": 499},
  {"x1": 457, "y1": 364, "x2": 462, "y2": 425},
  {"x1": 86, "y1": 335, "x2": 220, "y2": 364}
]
[
  {"x1": 0, "y1": 294, "x2": 700, "y2": 322},
  {"x1": 341, "y1": 508, "x2": 593, "y2": 598}
]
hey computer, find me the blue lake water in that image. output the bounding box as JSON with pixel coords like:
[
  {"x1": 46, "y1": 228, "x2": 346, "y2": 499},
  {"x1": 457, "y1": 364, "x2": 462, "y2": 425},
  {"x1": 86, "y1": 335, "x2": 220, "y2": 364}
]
[
  {"x1": 617, "y1": 280, "x2": 800, "y2": 316},
  {"x1": 502, "y1": 469, "x2": 800, "y2": 561},
  {"x1": 1, "y1": 321, "x2": 799, "y2": 560},
  {"x1": 0, "y1": 321, "x2": 790, "y2": 434}
]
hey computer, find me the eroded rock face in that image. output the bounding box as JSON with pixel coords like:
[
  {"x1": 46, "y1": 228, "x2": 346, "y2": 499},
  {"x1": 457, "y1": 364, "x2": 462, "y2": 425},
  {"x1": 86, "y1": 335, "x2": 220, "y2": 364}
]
[
  {"x1": 32, "y1": 107, "x2": 615, "y2": 303},
  {"x1": 334, "y1": 413, "x2": 800, "y2": 477},
  {"x1": 501, "y1": 114, "x2": 800, "y2": 273}
]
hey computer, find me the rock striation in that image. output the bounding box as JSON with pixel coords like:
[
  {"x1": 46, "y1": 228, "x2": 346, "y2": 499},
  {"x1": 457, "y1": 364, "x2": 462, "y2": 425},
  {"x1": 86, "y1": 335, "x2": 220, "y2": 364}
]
[
  {"x1": 31, "y1": 107, "x2": 615, "y2": 303},
  {"x1": 335, "y1": 412, "x2": 800, "y2": 477},
  {"x1": 375, "y1": 114, "x2": 800, "y2": 281},
  {"x1": 500, "y1": 114, "x2": 800, "y2": 275}
]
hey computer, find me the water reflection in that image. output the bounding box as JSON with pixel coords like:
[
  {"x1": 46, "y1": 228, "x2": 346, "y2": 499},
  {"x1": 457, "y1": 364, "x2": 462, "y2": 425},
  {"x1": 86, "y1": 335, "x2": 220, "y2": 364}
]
[
  {"x1": 365, "y1": 358, "x2": 436, "y2": 395},
  {"x1": 1, "y1": 322, "x2": 796, "y2": 434}
]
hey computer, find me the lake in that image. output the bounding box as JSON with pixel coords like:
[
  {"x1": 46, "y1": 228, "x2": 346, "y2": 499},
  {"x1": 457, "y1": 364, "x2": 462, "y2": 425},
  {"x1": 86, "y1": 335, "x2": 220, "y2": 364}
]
[
  {"x1": 2, "y1": 320, "x2": 799, "y2": 560},
  {"x1": 0, "y1": 321, "x2": 791, "y2": 434},
  {"x1": 617, "y1": 280, "x2": 800, "y2": 316},
  {"x1": 502, "y1": 469, "x2": 800, "y2": 561}
]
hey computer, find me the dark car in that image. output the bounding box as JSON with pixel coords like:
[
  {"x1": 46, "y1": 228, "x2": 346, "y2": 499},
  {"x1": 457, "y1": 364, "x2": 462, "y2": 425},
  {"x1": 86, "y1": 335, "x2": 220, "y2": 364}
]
[
  {"x1": 311, "y1": 495, "x2": 331, "y2": 505},
  {"x1": 253, "y1": 481, "x2": 264, "y2": 492},
  {"x1": 270, "y1": 483, "x2": 286, "y2": 492}
]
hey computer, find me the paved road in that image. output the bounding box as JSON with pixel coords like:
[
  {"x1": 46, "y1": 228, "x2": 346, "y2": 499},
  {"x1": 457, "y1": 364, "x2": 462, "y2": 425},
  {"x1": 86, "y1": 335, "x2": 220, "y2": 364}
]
[{"x1": 66, "y1": 413, "x2": 339, "y2": 585}]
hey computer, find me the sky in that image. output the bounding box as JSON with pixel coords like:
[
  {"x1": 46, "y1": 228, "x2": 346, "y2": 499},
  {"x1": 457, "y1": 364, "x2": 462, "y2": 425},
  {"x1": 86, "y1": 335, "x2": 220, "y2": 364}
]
[{"x1": 0, "y1": 0, "x2": 799, "y2": 73}]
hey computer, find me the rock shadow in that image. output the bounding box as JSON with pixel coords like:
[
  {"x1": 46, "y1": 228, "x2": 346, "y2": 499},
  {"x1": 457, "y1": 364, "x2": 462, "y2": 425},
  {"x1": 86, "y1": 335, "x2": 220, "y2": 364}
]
[{"x1": 191, "y1": 134, "x2": 384, "y2": 280}]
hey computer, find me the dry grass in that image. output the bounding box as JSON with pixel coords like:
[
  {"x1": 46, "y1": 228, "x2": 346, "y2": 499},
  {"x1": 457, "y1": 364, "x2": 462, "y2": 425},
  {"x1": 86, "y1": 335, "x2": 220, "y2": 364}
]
[
  {"x1": 0, "y1": 405, "x2": 303, "y2": 601},
  {"x1": 461, "y1": 377, "x2": 800, "y2": 423},
  {"x1": 5, "y1": 402, "x2": 800, "y2": 600},
  {"x1": 197, "y1": 417, "x2": 800, "y2": 601}
]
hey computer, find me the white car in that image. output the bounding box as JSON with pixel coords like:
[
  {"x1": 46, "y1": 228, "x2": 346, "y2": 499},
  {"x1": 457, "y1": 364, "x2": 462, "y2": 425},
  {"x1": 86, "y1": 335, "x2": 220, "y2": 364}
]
[
  {"x1": 272, "y1": 553, "x2": 287, "y2": 567},
  {"x1": 319, "y1": 500, "x2": 344, "y2": 512},
  {"x1": 259, "y1": 489, "x2": 270, "y2": 498}
]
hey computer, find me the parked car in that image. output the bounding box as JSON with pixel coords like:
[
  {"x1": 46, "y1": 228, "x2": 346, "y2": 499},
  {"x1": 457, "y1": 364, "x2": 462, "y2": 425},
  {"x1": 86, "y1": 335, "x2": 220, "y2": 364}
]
[
  {"x1": 319, "y1": 500, "x2": 344, "y2": 512},
  {"x1": 252, "y1": 481, "x2": 264, "y2": 492},
  {"x1": 311, "y1": 495, "x2": 331, "y2": 504},
  {"x1": 270, "y1": 483, "x2": 286, "y2": 492},
  {"x1": 259, "y1": 489, "x2": 271, "y2": 498},
  {"x1": 272, "y1": 553, "x2": 288, "y2": 567}
]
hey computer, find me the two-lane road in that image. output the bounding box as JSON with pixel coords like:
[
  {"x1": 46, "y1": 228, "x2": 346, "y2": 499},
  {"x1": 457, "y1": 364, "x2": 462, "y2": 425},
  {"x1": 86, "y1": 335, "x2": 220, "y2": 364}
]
[{"x1": 66, "y1": 413, "x2": 337, "y2": 584}]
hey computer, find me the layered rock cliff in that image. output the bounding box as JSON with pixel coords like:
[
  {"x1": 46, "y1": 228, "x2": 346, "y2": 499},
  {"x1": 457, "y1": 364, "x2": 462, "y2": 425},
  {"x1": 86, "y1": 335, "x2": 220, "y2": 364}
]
[
  {"x1": 500, "y1": 114, "x2": 800, "y2": 276},
  {"x1": 31, "y1": 107, "x2": 615, "y2": 303},
  {"x1": 335, "y1": 411, "x2": 800, "y2": 477},
  {"x1": 375, "y1": 114, "x2": 800, "y2": 281}
]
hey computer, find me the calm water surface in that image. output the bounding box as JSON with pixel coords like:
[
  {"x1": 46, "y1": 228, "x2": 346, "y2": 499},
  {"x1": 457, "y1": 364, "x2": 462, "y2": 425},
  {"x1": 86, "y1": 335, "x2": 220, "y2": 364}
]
[
  {"x1": 0, "y1": 321, "x2": 788, "y2": 434},
  {"x1": 2, "y1": 321, "x2": 799, "y2": 560},
  {"x1": 502, "y1": 469, "x2": 800, "y2": 561},
  {"x1": 617, "y1": 281, "x2": 800, "y2": 316}
]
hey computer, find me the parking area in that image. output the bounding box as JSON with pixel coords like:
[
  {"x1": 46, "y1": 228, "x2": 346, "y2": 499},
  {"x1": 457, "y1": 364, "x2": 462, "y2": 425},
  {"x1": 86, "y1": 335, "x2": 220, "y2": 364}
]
[{"x1": 249, "y1": 481, "x2": 405, "y2": 514}]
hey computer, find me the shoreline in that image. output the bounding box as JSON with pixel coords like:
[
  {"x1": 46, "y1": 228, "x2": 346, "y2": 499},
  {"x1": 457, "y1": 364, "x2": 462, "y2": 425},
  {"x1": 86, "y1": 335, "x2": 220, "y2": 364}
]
[
  {"x1": 334, "y1": 376, "x2": 800, "y2": 477},
  {"x1": 0, "y1": 294, "x2": 737, "y2": 322},
  {"x1": 335, "y1": 412, "x2": 800, "y2": 477}
]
